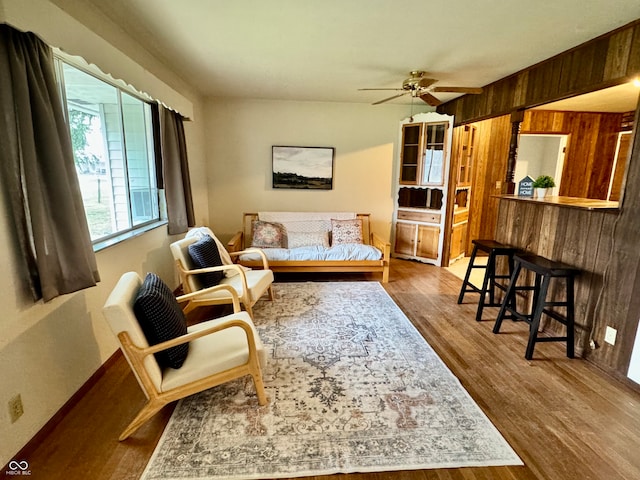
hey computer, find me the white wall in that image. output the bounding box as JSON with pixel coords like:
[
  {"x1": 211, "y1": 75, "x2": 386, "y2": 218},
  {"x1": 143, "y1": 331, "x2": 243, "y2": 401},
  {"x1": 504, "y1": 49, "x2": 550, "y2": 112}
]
[
  {"x1": 205, "y1": 98, "x2": 415, "y2": 241},
  {"x1": 0, "y1": 0, "x2": 208, "y2": 466}
]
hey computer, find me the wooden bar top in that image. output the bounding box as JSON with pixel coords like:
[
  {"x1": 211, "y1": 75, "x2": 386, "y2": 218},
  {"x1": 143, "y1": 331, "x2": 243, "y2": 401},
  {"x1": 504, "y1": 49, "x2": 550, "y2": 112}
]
[{"x1": 496, "y1": 194, "x2": 619, "y2": 211}]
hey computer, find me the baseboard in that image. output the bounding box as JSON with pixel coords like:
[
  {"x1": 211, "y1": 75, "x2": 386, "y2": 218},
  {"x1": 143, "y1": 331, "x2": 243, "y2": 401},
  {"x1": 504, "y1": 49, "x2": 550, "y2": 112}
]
[{"x1": 2, "y1": 349, "x2": 122, "y2": 471}]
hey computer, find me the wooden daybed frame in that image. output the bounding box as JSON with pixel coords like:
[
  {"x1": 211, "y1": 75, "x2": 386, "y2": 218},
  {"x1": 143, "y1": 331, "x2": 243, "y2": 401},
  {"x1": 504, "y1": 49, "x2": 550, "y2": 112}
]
[{"x1": 227, "y1": 213, "x2": 391, "y2": 283}]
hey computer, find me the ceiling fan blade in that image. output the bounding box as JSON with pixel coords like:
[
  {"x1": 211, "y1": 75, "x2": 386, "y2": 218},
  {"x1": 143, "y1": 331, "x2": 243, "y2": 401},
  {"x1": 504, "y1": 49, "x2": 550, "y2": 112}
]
[
  {"x1": 358, "y1": 88, "x2": 404, "y2": 91},
  {"x1": 373, "y1": 92, "x2": 409, "y2": 105},
  {"x1": 432, "y1": 86, "x2": 483, "y2": 94},
  {"x1": 418, "y1": 92, "x2": 442, "y2": 106},
  {"x1": 417, "y1": 77, "x2": 437, "y2": 89}
]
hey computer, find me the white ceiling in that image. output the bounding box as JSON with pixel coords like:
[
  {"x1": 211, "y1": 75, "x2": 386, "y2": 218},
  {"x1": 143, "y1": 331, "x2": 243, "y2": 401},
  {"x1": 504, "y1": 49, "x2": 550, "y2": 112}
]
[{"x1": 65, "y1": 0, "x2": 640, "y2": 108}]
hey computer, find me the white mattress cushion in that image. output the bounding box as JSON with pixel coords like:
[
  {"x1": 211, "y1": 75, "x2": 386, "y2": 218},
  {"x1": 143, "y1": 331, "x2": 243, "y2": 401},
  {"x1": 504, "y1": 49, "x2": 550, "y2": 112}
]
[
  {"x1": 161, "y1": 312, "x2": 266, "y2": 392},
  {"x1": 239, "y1": 244, "x2": 382, "y2": 262},
  {"x1": 219, "y1": 269, "x2": 275, "y2": 302}
]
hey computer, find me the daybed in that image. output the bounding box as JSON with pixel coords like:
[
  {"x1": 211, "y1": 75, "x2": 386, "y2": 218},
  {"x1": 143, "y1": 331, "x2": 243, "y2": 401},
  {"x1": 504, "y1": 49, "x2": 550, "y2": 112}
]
[{"x1": 227, "y1": 212, "x2": 390, "y2": 282}]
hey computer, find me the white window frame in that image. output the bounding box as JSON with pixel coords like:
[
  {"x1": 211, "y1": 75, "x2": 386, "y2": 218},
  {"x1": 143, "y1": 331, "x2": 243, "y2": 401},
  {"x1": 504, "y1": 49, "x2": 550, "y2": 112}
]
[{"x1": 54, "y1": 52, "x2": 167, "y2": 251}]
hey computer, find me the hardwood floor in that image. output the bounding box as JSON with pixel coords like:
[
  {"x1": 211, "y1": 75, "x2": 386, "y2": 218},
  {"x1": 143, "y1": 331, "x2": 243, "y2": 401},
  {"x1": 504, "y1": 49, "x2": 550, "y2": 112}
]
[{"x1": 13, "y1": 258, "x2": 640, "y2": 480}]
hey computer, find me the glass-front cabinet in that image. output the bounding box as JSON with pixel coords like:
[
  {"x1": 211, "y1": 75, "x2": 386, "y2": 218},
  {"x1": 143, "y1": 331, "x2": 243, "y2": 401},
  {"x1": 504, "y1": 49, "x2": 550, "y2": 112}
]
[
  {"x1": 393, "y1": 112, "x2": 453, "y2": 266},
  {"x1": 399, "y1": 121, "x2": 448, "y2": 186}
]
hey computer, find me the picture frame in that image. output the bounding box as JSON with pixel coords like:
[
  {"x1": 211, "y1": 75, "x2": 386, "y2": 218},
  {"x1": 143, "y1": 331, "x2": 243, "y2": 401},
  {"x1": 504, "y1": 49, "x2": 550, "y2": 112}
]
[{"x1": 272, "y1": 146, "x2": 334, "y2": 190}]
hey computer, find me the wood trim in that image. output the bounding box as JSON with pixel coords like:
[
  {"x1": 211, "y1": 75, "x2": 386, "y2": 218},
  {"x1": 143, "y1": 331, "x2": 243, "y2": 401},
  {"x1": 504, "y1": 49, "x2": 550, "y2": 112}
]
[{"x1": 2, "y1": 349, "x2": 122, "y2": 470}]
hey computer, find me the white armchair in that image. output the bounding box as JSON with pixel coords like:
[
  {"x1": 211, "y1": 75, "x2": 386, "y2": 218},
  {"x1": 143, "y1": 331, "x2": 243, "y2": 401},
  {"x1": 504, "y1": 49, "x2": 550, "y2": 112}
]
[
  {"x1": 170, "y1": 230, "x2": 274, "y2": 318},
  {"x1": 102, "y1": 271, "x2": 268, "y2": 441}
]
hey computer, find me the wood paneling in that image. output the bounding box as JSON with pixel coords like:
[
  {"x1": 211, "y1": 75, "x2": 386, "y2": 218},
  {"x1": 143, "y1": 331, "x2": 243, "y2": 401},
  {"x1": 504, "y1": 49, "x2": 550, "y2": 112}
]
[
  {"x1": 465, "y1": 115, "x2": 511, "y2": 253},
  {"x1": 494, "y1": 101, "x2": 640, "y2": 376},
  {"x1": 521, "y1": 110, "x2": 623, "y2": 199},
  {"x1": 438, "y1": 20, "x2": 640, "y2": 126},
  {"x1": 434, "y1": 17, "x2": 640, "y2": 380}
]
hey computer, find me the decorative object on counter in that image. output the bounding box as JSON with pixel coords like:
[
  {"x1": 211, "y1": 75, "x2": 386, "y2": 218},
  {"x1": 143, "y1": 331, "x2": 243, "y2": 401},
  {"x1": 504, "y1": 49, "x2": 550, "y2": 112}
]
[
  {"x1": 532, "y1": 175, "x2": 555, "y2": 198},
  {"x1": 517, "y1": 175, "x2": 535, "y2": 197}
]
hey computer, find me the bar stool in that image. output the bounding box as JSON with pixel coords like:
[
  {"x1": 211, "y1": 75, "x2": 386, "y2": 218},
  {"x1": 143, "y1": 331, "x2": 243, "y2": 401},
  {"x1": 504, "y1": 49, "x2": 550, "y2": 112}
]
[
  {"x1": 493, "y1": 253, "x2": 580, "y2": 360},
  {"x1": 457, "y1": 239, "x2": 519, "y2": 321}
]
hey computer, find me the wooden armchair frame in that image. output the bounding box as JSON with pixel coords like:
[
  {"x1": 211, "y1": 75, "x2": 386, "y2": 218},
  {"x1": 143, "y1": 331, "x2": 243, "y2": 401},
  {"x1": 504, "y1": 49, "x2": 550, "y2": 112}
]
[
  {"x1": 171, "y1": 236, "x2": 275, "y2": 318},
  {"x1": 103, "y1": 274, "x2": 268, "y2": 441}
]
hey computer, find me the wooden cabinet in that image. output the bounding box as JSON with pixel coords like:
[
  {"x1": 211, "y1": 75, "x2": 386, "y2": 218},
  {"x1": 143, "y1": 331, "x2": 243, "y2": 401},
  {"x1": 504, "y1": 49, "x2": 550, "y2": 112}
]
[
  {"x1": 449, "y1": 221, "x2": 467, "y2": 260},
  {"x1": 393, "y1": 112, "x2": 454, "y2": 266},
  {"x1": 399, "y1": 123, "x2": 422, "y2": 184},
  {"x1": 399, "y1": 121, "x2": 449, "y2": 186},
  {"x1": 445, "y1": 122, "x2": 477, "y2": 265},
  {"x1": 394, "y1": 222, "x2": 440, "y2": 260},
  {"x1": 394, "y1": 222, "x2": 418, "y2": 256},
  {"x1": 416, "y1": 224, "x2": 440, "y2": 259},
  {"x1": 456, "y1": 125, "x2": 476, "y2": 187}
]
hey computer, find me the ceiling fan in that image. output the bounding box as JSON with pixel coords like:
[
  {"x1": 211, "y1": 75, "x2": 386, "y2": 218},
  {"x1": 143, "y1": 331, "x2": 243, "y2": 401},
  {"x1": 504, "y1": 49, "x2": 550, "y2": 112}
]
[{"x1": 359, "y1": 70, "x2": 483, "y2": 106}]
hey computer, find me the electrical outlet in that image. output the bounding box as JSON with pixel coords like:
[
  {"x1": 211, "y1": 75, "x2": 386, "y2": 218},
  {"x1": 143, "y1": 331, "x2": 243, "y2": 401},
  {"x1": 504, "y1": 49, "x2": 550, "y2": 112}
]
[
  {"x1": 8, "y1": 394, "x2": 24, "y2": 423},
  {"x1": 605, "y1": 326, "x2": 617, "y2": 346}
]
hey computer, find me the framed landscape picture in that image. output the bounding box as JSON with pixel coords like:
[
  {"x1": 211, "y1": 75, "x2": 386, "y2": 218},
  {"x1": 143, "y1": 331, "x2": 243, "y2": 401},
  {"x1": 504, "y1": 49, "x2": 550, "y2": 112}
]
[{"x1": 272, "y1": 146, "x2": 334, "y2": 189}]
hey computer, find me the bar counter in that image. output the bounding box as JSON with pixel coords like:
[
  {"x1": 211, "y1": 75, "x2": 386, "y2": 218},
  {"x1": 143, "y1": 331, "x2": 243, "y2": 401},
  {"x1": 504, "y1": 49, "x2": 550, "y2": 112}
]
[
  {"x1": 496, "y1": 194, "x2": 619, "y2": 211},
  {"x1": 493, "y1": 194, "x2": 620, "y2": 357}
]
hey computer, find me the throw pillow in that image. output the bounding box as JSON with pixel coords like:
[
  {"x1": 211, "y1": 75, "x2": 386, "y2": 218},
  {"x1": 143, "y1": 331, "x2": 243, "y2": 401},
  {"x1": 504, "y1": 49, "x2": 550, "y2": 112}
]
[
  {"x1": 331, "y1": 218, "x2": 363, "y2": 245},
  {"x1": 252, "y1": 220, "x2": 287, "y2": 248},
  {"x1": 133, "y1": 272, "x2": 189, "y2": 369},
  {"x1": 188, "y1": 234, "x2": 224, "y2": 287},
  {"x1": 287, "y1": 231, "x2": 330, "y2": 249}
]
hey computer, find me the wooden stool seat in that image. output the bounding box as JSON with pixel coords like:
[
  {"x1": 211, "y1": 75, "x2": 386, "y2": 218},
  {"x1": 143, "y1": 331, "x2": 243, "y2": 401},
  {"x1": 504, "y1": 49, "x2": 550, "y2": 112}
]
[
  {"x1": 457, "y1": 239, "x2": 519, "y2": 321},
  {"x1": 493, "y1": 253, "x2": 580, "y2": 360}
]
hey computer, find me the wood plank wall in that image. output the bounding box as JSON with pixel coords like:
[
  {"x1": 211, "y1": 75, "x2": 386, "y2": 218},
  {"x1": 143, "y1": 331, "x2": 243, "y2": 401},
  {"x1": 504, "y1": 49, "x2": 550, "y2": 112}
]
[
  {"x1": 437, "y1": 18, "x2": 640, "y2": 379},
  {"x1": 521, "y1": 110, "x2": 624, "y2": 199},
  {"x1": 463, "y1": 116, "x2": 511, "y2": 254},
  {"x1": 438, "y1": 19, "x2": 640, "y2": 126},
  {"x1": 494, "y1": 200, "x2": 617, "y2": 360}
]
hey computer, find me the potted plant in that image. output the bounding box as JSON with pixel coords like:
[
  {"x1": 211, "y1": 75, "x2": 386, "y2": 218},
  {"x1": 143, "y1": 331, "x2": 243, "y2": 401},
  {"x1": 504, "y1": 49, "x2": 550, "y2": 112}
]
[{"x1": 532, "y1": 175, "x2": 555, "y2": 198}]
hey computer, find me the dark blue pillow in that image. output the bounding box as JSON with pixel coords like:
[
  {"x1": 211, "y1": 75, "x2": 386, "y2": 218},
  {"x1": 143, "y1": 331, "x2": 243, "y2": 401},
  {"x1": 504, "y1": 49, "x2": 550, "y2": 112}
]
[
  {"x1": 133, "y1": 272, "x2": 189, "y2": 369},
  {"x1": 187, "y1": 235, "x2": 224, "y2": 287}
]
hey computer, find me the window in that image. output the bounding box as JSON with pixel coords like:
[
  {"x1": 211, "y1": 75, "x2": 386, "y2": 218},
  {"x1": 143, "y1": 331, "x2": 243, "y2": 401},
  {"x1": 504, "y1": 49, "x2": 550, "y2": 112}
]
[{"x1": 55, "y1": 59, "x2": 163, "y2": 247}]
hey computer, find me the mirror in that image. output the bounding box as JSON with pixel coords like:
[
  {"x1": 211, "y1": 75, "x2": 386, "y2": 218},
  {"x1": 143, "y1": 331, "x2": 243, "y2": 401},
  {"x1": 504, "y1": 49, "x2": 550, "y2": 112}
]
[
  {"x1": 516, "y1": 134, "x2": 567, "y2": 195},
  {"x1": 517, "y1": 82, "x2": 640, "y2": 201}
]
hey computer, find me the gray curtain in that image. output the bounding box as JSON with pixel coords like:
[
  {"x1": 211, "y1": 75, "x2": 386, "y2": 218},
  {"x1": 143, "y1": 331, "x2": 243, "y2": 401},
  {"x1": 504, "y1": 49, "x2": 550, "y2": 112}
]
[
  {"x1": 158, "y1": 105, "x2": 195, "y2": 235},
  {"x1": 0, "y1": 24, "x2": 100, "y2": 302}
]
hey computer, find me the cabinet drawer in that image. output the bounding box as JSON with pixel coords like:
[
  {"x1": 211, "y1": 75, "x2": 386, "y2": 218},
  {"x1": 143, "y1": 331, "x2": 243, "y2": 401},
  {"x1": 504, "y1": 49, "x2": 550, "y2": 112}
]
[
  {"x1": 453, "y1": 209, "x2": 469, "y2": 224},
  {"x1": 397, "y1": 210, "x2": 441, "y2": 223}
]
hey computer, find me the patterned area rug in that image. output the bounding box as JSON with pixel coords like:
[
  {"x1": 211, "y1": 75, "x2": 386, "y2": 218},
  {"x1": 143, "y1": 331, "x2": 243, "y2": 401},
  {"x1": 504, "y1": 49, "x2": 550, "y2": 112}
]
[{"x1": 141, "y1": 282, "x2": 521, "y2": 479}]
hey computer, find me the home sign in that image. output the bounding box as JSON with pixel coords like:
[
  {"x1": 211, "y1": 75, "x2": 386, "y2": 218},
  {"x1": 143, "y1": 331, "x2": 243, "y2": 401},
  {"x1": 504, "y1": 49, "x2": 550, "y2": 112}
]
[{"x1": 518, "y1": 175, "x2": 534, "y2": 197}]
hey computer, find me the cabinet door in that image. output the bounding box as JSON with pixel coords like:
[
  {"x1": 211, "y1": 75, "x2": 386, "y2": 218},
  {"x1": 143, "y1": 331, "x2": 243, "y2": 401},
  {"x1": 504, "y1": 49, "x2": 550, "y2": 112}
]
[
  {"x1": 394, "y1": 222, "x2": 417, "y2": 256},
  {"x1": 420, "y1": 123, "x2": 448, "y2": 186},
  {"x1": 449, "y1": 222, "x2": 467, "y2": 260},
  {"x1": 416, "y1": 224, "x2": 440, "y2": 259},
  {"x1": 399, "y1": 124, "x2": 423, "y2": 184},
  {"x1": 457, "y1": 125, "x2": 476, "y2": 187}
]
